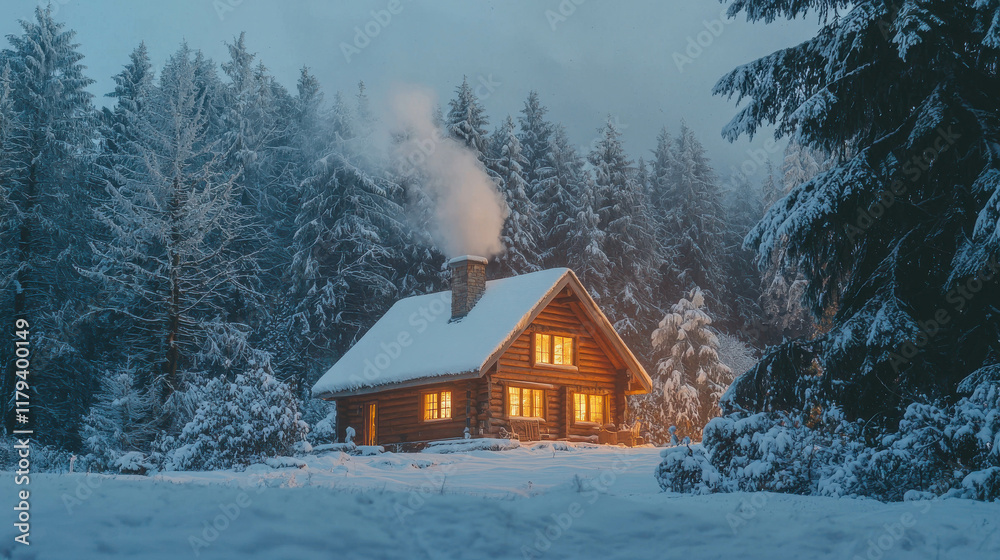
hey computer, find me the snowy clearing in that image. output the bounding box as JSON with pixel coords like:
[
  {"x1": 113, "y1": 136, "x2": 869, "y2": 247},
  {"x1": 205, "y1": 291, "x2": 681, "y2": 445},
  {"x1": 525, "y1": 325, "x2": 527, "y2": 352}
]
[{"x1": 3, "y1": 444, "x2": 999, "y2": 560}]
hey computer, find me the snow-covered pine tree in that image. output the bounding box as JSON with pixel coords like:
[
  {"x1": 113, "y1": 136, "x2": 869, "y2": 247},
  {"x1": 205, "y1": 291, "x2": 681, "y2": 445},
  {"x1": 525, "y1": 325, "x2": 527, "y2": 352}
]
[
  {"x1": 517, "y1": 91, "x2": 556, "y2": 196},
  {"x1": 385, "y1": 105, "x2": 448, "y2": 301},
  {"x1": 562, "y1": 173, "x2": 611, "y2": 303},
  {"x1": 165, "y1": 358, "x2": 308, "y2": 470},
  {"x1": 721, "y1": 0, "x2": 1000, "y2": 424},
  {"x1": 264, "y1": 67, "x2": 331, "y2": 389},
  {"x1": 217, "y1": 34, "x2": 297, "y2": 381},
  {"x1": 289, "y1": 147, "x2": 403, "y2": 383},
  {"x1": 220, "y1": 33, "x2": 289, "y2": 215},
  {"x1": 489, "y1": 116, "x2": 541, "y2": 277},
  {"x1": 446, "y1": 76, "x2": 490, "y2": 160},
  {"x1": 657, "y1": 123, "x2": 727, "y2": 311},
  {"x1": 720, "y1": 176, "x2": 767, "y2": 343},
  {"x1": 80, "y1": 361, "x2": 154, "y2": 469},
  {"x1": 544, "y1": 125, "x2": 587, "y2": 268},
  {"x1": 648, "y1": 127, "x2": 677, "y2": 222},
  {"x1": 755, "y1": 144, "x2": 823, "y2": 344},
  {"x1": 650, "y1": 287, "x2": 734, "y2": 441},
  {"x1": 588, "y1": 117, "x2": 660, "y2": 341},
  {"x1": 635, "y1": 157, "x2": 652, "y2": 201},
  {"x1": 387, "y1": 153, "x2": 447, "y2": 299},
  {"x1": 0, "y1": 62, "x2": 15, "y2": 226},
  {"x1": 350, "y1": 81, "x2": 379, "y2": 165},
  {"x1": 0, "y1": 7, "x2": 97, "y2": 443},
  {"x1": 648, "y1": 127, "x2": 677, "y2": 250},
  {"x1": 85, "y1": 43, "x2": 263, "y2": 433},
  {"x1": 87, "y1": 42, "x2": 157, "y2": 411},
  {"x1": 95, "y1": 43, "x2": 154, "y2": 183}
]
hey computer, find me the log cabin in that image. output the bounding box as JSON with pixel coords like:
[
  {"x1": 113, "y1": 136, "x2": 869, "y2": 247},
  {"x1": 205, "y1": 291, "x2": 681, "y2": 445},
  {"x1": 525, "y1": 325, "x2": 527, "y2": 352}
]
[{"x1": 311, "y1": 255, "x2": 652, "y2": 447}]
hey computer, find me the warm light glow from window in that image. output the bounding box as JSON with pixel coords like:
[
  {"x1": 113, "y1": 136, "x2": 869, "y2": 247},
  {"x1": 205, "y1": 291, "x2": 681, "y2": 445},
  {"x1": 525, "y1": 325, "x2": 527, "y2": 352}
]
[
  {"x1": 589, "y1": 394, "x2": 604, "y2": 424},
  {"x1": 535, "y1": 333, "x2": 573, "y2": 365},
  {"x1": 535, "y1": 333, "x2": 551, "y2": 364},
  {"x1": 553, "y1": 336, "x2": 573, "y2": 365},
  {"x1": 441, "y1": 391, "x2": 451, "y2": 419},
  {"x1": 424, "y1": 391, "x2": 452, "y2": 421},
  {"x1": 574, "y1": 393, "x2": 606, "y2": 423},
  {"x1": 574, "y1": 393, "x2": 587, "y2": 422},
  {"x1": 508, "y1": 386, "x2": 544, "y2": 418}
]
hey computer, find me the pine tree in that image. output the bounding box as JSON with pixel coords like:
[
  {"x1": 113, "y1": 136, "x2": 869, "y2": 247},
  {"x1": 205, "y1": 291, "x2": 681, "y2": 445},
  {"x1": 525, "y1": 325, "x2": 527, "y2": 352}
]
[
  {"x1": 648, "y1": 127, "x2": 678, "y2": 247},
  {"x1": 446, "y1": 76, "x2": 489, "y2": 159},
  {"x1": 757, "y1": 147, "x2": 821, "y2": 344},
  {"x1": 649, "y1": 287, "x2": 734, "y2": 441},
  {"x1": 220, "y1": 32, "x2": 288, "y2": 215},
  {"x1": 0, "y1": 62, "x2": 22, "y2": 262},
  {"x1": 589, "y1": 118, "x2": 659, "y2": 340},
  {"x1": 657, "y1": 124, "x2": 727, "y2": 311},
  {"x1": 490, "y1": 116, "x2": 541, "y2": 276},
  {"x1": 80, "y1": 362, "x2": 154, "y2": 468},
  {"x1": 1, "y1": 7, "x2": 96, "y2": 442},
  {"x1": 563, "y1": 173, "x2": 611, "y2": 302},
  {"x1": 721, "y1": 176, "x2": 767, "y2": 342},
  {"x1": 517, "y1": 91, "x2": 557, "y2": 196},
  {"x1": 544, "y1": 125, "x2": 587, "y2": 268},
  {"x1": 289, "y1": 148, "x2": 403, "y2": 384},
  {"x1": 85, "y1": 44, "x2": 262, "y2": 433},
  {"x1": 97, "y1": 43, "x2": 154, "y2": 169},
  {"x1": 722, "y1": 0, "x2": 1000, "y2": 423},
  {"x1": 218, "y1": 34, "x2": 295, "y2": 373}
]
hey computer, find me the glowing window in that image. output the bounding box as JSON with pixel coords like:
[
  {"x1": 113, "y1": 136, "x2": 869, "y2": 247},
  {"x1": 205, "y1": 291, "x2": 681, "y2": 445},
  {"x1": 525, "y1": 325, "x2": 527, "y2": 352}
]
[
  {"x1": 573, "y1": 393, "x2": 606, "y2": 424},
  {"x1": 534, "y1": 333, "x2": 574, "y2": 366},
  {"x1": 508, "y1": 386, "x2": 545, "y2": 418},
  {"x1": 574, "y1": 393, "x2": 587, "y2": 422},
  {"x1": 423, "y1": 391, "x2": 452, "y2": 421},
  {"x1": 553, "y1": 336, "x2": 573, "y2": 365},
  {"x1": 535, "y1": 333, "x2": 551, "y2": 364}
]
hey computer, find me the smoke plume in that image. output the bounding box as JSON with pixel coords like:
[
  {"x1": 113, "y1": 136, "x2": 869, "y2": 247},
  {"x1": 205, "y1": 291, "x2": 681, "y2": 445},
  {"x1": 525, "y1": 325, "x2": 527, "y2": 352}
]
[{"x1": 387, "y1": 85, "x2": 507, "y2": 259}]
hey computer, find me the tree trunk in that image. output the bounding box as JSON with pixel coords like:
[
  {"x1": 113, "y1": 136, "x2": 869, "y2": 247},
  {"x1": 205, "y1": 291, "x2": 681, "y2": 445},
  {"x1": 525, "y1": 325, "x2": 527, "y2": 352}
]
[{"x1": 161, "y1": 178, "x2": 182, "y2": 407}]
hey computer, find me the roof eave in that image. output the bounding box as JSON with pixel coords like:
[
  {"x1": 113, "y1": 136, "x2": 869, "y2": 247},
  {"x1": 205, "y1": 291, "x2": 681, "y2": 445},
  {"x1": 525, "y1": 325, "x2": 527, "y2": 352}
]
[{"x1": 312, "y1": 369, "x2": 482, "y2": 400}]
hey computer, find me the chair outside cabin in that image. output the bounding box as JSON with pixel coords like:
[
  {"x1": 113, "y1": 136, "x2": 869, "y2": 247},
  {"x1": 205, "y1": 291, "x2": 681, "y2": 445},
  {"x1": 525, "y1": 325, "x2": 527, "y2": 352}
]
[
  {"x1": 616, "y1": 421, "x2": 643, "y2": 447},
  {"x1": 508, "y1": 419, "x2": 541, "y2": 442}
]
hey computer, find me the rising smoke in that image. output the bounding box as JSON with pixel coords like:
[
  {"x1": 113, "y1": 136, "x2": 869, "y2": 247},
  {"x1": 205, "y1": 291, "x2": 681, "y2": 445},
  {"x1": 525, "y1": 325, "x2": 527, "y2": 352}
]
[{"x1": 387, "y1": 85, "x2": 508, "y2": 259}]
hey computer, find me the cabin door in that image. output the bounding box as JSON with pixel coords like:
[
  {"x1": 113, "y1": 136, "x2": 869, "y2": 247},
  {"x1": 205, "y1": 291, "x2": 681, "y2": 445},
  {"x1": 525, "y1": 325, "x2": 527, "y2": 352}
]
[{"x1": 363, "y1": 402, "x2": 378, "y2": 446}]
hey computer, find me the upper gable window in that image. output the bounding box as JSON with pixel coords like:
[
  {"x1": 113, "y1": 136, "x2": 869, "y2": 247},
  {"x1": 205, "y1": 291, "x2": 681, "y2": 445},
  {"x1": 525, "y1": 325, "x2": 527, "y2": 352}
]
[{"x1": 534, "y1": 333, "x2": 574, "y2": 366}]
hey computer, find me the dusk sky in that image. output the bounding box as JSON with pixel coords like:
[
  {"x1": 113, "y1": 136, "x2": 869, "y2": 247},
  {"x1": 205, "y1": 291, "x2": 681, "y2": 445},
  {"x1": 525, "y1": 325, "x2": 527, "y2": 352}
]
[{"x1": 2, "y1": 0, "x2": 819, "y2": 180}]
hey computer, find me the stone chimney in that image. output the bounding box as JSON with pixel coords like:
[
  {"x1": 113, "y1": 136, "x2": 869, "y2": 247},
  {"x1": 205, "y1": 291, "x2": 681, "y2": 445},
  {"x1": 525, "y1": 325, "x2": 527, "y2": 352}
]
[{"x1": 448, "y1": 255, "x2": 488, "y2": 319}]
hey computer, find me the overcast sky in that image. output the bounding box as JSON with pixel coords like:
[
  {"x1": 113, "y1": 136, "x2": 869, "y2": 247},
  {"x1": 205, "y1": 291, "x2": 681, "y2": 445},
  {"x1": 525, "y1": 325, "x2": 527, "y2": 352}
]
[{"x1": 2, "y1": 0, "x2": 819, "y2": 183}]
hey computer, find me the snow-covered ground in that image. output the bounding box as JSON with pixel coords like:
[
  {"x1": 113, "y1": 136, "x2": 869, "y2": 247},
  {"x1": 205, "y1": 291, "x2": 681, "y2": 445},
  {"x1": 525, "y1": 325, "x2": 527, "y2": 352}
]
[{"x1": 4, "y1": 443, "x2": 999, "y2": 559}]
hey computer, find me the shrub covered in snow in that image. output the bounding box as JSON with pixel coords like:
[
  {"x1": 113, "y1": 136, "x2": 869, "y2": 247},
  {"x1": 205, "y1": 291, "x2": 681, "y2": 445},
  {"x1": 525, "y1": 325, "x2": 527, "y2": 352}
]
[
  {"x1": 307, "y1": 409, "x2": 338, "y2": 445},
  {"x1": 654, "y1": 444, "x2": 719, "y2": 494},
  {"x1": 0, "y1": 437, "x2": 81, "y2": 473},
  {"x1": 656, "y1": 380, "x2": 1000, "y2": 501},
  {"x1": 115, "y1": 451, "x2": 151, "y2": 474},
  {"x1": 162, "y1": 362, "x2": 308, "y2": 470}
]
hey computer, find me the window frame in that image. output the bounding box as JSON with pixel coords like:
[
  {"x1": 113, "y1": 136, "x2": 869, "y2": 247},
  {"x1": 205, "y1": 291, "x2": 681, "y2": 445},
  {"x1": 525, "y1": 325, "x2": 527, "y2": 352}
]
[
  {"x1": 572, "y1": 391, "x2": 608, "y2": 426},
  {"x1": 506, "y1": 385, "x2": 546, "y2": 420},
  {"x1": 531, "y1": 331, "x2": 578, "y2": 370},
  {"x1": 421, "y1": 389, "x2": 453, "y2": 422}
]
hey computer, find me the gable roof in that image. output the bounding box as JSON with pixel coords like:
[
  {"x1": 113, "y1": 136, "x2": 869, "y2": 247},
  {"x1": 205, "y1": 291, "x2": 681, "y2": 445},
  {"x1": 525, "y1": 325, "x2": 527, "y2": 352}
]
[{"x1": 311, "y1": 268, "x2": 652, "y2": 399}]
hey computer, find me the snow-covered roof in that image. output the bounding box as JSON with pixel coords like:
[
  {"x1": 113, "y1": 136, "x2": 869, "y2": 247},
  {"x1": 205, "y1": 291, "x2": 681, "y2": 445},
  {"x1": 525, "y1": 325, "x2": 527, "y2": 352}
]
[
  {"x1": 311, "y1": 267, "x2": 653, "y2": 399},
  {"x1": 312, "y1": 268, "x2": 570, "y2": 398}
]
